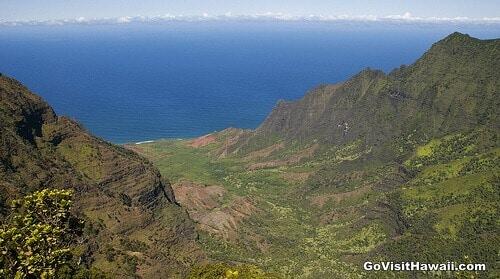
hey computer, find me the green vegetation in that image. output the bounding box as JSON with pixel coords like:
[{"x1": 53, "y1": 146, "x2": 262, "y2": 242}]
[
  {"x1": 57, "y1": 142, "x2": 103, "y2": 181},
  {"x1": 135, "y1": 140, "x2": 231, "y2": 184},
  {"x1": 0, "y1": 74, "x2": 201, "y2": 278},
  {"x1": 384, "y1": 131, "x2": 499, "y2": 276},
  {"x1": 134, "y1": 33, "x2": 499, "y2": 278},
  {"x1": 140, "y1": 129, "x2": 497, "y2": 278},
  {"x1": 1, "y1": 32, "x2": 498, "y2": 278},
  {"x1": 188, "y1": 263, "x2": 281, "y2": 279},
  {"x1": 135, "y1": 137, "x2": 391, "y2": 278},
  {"x1": 0, "y1": 189, "x2": 82, "y2": 278}
]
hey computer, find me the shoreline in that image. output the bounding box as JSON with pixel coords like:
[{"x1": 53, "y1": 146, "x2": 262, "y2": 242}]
[
  {"x1": 134, "y1": 140, "x2": 155, "y2": 145},
  {"x1": 127, "y1": 138, "x2": 185, "y2": 145}
]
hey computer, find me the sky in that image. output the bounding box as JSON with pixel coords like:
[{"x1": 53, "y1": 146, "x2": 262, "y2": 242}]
[{"x1": 1, "y1": 0, "x2": 499, "y2": 22}]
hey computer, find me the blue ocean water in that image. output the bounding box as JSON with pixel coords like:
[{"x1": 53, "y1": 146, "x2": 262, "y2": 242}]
[{"x1": 1, "y1": 22, "x2": 499, "y2": 143}]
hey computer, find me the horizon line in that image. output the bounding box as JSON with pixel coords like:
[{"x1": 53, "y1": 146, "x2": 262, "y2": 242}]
[{"x1": 2, "y1": 12, "x2": 500, "y2": 27}]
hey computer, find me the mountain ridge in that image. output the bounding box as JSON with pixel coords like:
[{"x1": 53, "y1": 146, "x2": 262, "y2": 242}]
[
  {"x1": 0, "y1": 75, "x2": 204, "y2": 278},
  {"x1": 226, "y1": 32, "x2": 498, "y2": 157}
]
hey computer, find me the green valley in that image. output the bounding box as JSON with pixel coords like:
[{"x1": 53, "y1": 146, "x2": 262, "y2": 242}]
[{"x1": 130, "y1": 32, "x2": 499, "y2": 278}]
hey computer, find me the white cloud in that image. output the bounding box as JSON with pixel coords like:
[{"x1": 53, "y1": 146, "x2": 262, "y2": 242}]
[{"x1": 1, "y1": 13, "x2": 500, "y2": 26}]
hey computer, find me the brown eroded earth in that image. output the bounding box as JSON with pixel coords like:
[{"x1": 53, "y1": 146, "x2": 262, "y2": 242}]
[
  {"x1": 187, "y1": 134, "x2": 217, "y2": 148},
  {"x1": 172, "y1": 181, "x2": 257, "y2": 241}
]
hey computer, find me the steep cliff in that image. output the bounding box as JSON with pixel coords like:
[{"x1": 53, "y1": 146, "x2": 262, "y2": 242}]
[
  {"x1": 235, "y1": 33, "x2": 499, "y2": 154},
  {"x1": 0, "y1": 75, "x2": 203, "y2": 278}
]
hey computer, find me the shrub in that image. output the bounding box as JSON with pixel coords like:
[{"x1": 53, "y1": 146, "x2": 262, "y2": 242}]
[{"x1": 0, "y1": 189, "x2": 82, "y2": 278}]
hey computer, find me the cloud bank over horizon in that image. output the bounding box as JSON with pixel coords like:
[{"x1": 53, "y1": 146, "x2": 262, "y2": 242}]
[{"x1": 1, "y1": 12, "x2": 500, "y2": 27}]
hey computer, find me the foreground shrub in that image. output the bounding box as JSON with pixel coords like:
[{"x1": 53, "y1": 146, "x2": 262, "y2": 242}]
[{"x1": 0, "y1": 189, "x2": 82, "y2": 278}]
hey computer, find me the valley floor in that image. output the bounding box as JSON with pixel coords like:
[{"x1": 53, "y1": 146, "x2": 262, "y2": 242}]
[
  {"x1": 127, "y1": 136, "x2": 373, "y2": 278},
  {"x1": 128, "y1": 127, "x2": 499, "y2": 278}
]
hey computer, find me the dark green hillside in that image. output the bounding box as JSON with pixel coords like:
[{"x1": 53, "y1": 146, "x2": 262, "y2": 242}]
[
  {"x1": 134, "y1": 33, "x2": 499, "y2": 278},
  {"x1": 0, "y1": 75, "x2": 204, "y2": 278},
  {"x1": 233, "y1": 32, "x2": 498, "y2": 153}
]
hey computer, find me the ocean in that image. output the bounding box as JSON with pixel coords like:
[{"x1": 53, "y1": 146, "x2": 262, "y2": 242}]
[{"x1": 1, "y1": 22, "x2": 499, "y2": 143}]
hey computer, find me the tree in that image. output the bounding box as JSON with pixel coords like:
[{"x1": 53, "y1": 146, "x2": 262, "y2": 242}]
[{"x1": 0, "y1": 189, "x2": 82, "y2": 278}]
